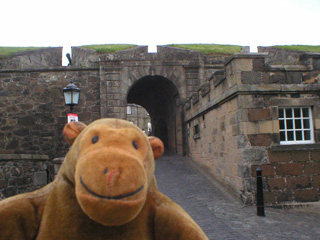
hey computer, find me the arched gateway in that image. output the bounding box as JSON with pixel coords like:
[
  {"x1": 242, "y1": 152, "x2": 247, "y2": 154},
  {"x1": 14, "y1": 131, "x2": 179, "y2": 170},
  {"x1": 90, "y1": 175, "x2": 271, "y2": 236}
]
[
  {"x1": 127, "y1": 75, "x2": 178, "y2": 151},
  {"x1": 98, "y1": 46, "x2": 204, "y2": 155}
]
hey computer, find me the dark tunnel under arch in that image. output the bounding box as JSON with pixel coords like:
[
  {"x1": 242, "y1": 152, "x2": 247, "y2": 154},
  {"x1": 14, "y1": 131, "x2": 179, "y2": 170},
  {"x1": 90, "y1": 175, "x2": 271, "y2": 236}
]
[{"x1": 127, "y1": 75, "x2": 180, "y2": 151}]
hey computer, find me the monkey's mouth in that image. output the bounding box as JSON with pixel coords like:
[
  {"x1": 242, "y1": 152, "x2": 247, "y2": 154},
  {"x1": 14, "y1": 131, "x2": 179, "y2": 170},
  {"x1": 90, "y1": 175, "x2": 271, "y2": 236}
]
[{"x1": 80, "y1": 177, "x2": 144, "y2": 200}]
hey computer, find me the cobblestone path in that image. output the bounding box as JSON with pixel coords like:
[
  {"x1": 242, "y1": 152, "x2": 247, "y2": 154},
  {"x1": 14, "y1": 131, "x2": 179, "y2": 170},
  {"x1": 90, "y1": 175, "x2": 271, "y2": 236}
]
[{"x1": 154, "y1": 152, "x2": 320, "y2": 240}]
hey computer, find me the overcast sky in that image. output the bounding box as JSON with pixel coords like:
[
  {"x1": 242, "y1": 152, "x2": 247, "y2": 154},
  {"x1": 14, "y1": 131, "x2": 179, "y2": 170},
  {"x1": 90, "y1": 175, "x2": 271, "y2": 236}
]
[{"x1": 1, "y1": 0, "x2": 319, "y2": 65}]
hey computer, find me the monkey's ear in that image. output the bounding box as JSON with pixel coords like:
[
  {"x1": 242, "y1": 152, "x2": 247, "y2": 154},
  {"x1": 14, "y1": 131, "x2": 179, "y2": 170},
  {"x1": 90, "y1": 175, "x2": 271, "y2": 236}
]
[
  {"x1": 148, "y1": 137, "x2": 164, "y2": 160},
  {"x1": 63, "y1": 121, "x2": 87, "y2": 146}
]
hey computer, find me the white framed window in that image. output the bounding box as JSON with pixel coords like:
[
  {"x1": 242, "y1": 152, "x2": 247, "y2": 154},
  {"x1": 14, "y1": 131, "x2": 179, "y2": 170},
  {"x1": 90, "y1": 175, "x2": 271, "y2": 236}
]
[
  {"x1": 127, "y1": 106, "x2": 132, "y2": 115},
  {"x1": 279, "y1": 107, "x2": 314, "y2": 145}
]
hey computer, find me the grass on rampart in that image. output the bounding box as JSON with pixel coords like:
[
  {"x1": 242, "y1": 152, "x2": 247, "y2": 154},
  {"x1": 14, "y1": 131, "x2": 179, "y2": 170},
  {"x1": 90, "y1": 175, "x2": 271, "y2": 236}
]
[
  {"x1": 0, "y1": 47, "x2": 48, "y2": 57},
  {"x1": 272, "y1": 45, "x2": 320, "y2": 53},
  {"x1": 168, "y1": 44, "x2": 243, "y2": 55},
  {"x1": 81, "y1": 44, "x2": 137, "y2": 53}
]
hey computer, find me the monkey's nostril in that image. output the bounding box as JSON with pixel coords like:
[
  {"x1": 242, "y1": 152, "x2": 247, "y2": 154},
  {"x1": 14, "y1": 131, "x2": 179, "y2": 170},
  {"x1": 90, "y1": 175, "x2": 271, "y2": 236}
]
[{"x1": 104, "y1": 169, "x2": 108, "y2": 175}]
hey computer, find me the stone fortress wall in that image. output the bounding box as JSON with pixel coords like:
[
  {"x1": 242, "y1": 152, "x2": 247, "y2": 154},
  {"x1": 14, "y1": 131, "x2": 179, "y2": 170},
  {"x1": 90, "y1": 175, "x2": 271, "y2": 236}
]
[
  {"x1": 0, "y1": 45, "x2": 320, "y2": 206},
  {"x1": 185, "y1": 48, "x2": 320, "y2": 205}
]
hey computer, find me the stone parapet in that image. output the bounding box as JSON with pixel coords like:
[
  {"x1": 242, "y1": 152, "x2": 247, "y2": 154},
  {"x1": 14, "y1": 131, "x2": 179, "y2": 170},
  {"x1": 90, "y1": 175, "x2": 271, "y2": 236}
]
[
  {"x1": 186, "y1": 52, "x2": 320, "y2": 206},
  {"x1": 0, "y1": 154, "x2": 53, "y2": 200},
  {"x1": 0, "y1": 68, "x2": 101, "y2": 158},
  {"x1": 0, "y1": 47, "x2": 62, "y2": 70}
]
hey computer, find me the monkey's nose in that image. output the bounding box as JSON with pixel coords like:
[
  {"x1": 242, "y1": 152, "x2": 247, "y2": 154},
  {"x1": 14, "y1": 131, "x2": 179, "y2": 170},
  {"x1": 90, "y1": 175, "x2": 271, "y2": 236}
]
[{"x1": 105, "y1": 168, "x2": 122, "y2": 187}]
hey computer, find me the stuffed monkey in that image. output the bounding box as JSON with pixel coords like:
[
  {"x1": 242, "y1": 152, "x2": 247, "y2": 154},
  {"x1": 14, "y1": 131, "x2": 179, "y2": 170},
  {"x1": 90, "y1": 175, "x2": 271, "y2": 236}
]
[{"x1": 0, "y1": 118, "x2": 208, "y2": 240}]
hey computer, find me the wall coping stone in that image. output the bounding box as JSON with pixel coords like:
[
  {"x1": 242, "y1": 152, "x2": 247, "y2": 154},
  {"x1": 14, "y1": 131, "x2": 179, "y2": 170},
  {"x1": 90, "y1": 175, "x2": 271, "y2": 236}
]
[
  {"x1": 271, "y1": 143, "x2": 320, "y2": 152},
  {"x1": 186, "y1": 83, "x2": 320, "y2": 122},
  {"x1": 0, "y1": 154, "x2": 49, "y2": 160},
  {"x1": 52, "y1": 157, "x2": 64, "y2": 164},
  {"x1": 0, "y1": 67, "x2": 99, "y2": 73},
  {"x1": 225, "y1": 53, "x2": 268, "y2": 66},
  {"x1": 267, "y1": 65, "x2": 312, "y2": 71}
]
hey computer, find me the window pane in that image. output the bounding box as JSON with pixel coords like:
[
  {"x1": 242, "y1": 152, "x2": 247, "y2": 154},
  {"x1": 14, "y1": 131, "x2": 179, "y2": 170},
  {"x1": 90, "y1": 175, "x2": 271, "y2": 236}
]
[
  {"x1": 286, "y1": 120, "x2": 293, "y2": 129},
  {"x1": 286, "y1": 108, "x2": 292, "y2": 118},
  {"x1": 279, "y1": 107, "x2": 313, "y2": 144},
  {"x1": 280, "y1": 131, "x2": 286, "y2": 141},
  {"x1": 287, "y1": 131, "x2": 294, "y2": 141},
  {"x1": 279, "y1": 120, "x2": 285, "y2": 130},
  {"x1": 302, "y1": 108, "x2": 309, "y2": 117},
  {"x1": 194, "y1": 125, "x2": 199, "y2": 135},
  {"x1": 295, "y1": 120, "x2": 302, "y2": 129},
  {"x1": 72, "y1": 91, "x2": 80, "y2": 104},
  {"x1": 296, "y1": 131, "x2": 302, "y2": 140},
  {"x1": 303, "y1": 119, "x2": 310, "y2": 129},
  {"x1": 127, "y1": 106, "x2": 132, "y2": 114},
  {"x1": 294, "y1": 108, "x2": 301, "y2": 117},
  {"x1": 304, "y1": 131, "x2": 311, "y2": 140},
  {"x1": 279, "y1": 109, "x2": 284, "y2": 118}
]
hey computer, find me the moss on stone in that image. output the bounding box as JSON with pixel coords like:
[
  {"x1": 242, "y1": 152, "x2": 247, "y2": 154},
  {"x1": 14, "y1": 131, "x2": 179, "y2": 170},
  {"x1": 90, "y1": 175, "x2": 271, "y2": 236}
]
[
  {"x1": 80, "y1": 44, "x2": 137, "y2": 53},
  {"x1": 168, "y1": 44, "x2": 243, "y2": 55},
  {"x1": 272, "y1": 45, "x2": 320, "y2": 53},
  {"x1": 0, "y1": 47, "x2": 48, "y2": 57}
]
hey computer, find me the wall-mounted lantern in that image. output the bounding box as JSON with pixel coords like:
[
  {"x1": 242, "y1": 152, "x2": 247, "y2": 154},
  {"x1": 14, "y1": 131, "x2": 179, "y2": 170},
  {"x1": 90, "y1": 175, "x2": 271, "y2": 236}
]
[{"x1": 63, "y1": 79, "x2": 80, "y2": 113}]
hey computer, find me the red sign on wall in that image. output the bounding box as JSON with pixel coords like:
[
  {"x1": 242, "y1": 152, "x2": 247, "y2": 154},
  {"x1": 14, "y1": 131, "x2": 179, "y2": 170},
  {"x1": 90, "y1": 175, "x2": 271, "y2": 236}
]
[{"x1": 67, "y1": 113, "x2": 79, "y2": 123}]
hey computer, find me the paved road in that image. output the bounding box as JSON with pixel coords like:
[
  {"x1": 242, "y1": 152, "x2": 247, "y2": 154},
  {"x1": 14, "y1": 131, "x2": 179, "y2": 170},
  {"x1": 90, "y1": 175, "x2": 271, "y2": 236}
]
[{"x1": 154, "y1": 152, "x2": 320, "y2": 240}]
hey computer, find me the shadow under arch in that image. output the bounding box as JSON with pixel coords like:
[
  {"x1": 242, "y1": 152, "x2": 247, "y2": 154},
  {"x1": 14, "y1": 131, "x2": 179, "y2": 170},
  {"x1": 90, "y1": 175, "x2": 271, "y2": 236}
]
[{"x1": 127, "y1": 75, "x2": 180, "y2": 152}]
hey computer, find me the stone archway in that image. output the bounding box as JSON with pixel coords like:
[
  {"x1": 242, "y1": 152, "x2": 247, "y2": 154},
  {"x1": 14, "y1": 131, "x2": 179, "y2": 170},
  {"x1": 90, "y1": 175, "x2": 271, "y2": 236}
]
[{"x1": 127, "y1": 75, "x2": 180, "y2": 152}]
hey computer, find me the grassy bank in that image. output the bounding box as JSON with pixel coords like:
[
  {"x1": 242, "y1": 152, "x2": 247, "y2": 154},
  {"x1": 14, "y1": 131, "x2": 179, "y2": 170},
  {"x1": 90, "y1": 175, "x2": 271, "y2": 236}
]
[
  {"x1": 272, "y1": 45, "x2": 320, "y2": 53},
  {"x1": 168, "y1": 44, "x2": 243, "y2": 55},
  {"x1": 0, "y1": 47, "x2": 48, "y2": 57},
  {"x1": 81, "y1": 44, "x2": 137, "y2": 53}
]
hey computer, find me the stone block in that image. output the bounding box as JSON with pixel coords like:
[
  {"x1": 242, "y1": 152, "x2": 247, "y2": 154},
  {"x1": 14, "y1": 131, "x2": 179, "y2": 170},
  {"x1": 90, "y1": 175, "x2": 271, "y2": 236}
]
[
  {"x1": 79, "y1": 112, "x2": 92, "y2": 122},
  {"x1": 263, "y1": 191, "x2": 276, "y2": 204},
  {"x1": 313, "y1": 58, "x2": 320, "y2": 70},
  {"x1": 248, "y1": 134, "x2": 271, "y2": 146},
  {"x1": 241, "y1": 122, "x2": 258, "y2": 135},
  {"x1": 275, "y1": 163, "x2": 303, "y2": 176},
  {"x1": 238, "y1": 165, "x2": 250, "y2": 178},
  {"x1": 2, "y1": 187, "x2": 17, "y2": 198},
  {"x1": 286, "y1": 177, "x2": 311, "y2": 189},
  {"x1": 267, "y1": 178, "x2": 285, "y2": 190},
  {"x1": 269, "y1": 72, "x2": 285, "y2": 84},
  {"x1": 0, "y1": 179, "x2": 8, "y2": 189},
  {"x1": 253, "y1": 59, "x2": 265, "y2": 72},
  {"x1": 105, "y1": 74, "x2": 120, "y2": 81},
  {"x1": 11, "y1": 167, "x2": 22, "y2": 176},
  {"x1": 241, "y1": 72, "x2": 263, "y2": 84},
  {"x1": 285, "y1": 72, "x2": 302, "y2": 84},
  {"x1": 304, "y1": 162, "x2": 320, "y2": 175},
  {"x1": 258, "y1": 121, "x2": 274, "y2": 134},
  {"x1": 311, "y1": 151, "x2": 320, "y2": 161},
  {"x1": 276, "y1": 190, "x2": 294, "y2": 203},
  {"x1": 313, "y1": 175, "x2": 320, "y2": 188},
  {"x1": 232, "y1": 124, "x2": 240, "y2": 136},
  {"x1": 248, "y1": 109, "x2": 271, "y2": 121},
  {"x1": 242, "y1": 148, "x2": 267, "y2": 164},
  {"x1": 236, "y1": 135, "x2": 248, "y2": 149},
  {"x1": 17, "y1": 176, "x2": 31, "y2": 186},
  {"x1": 18, "y1": 116, "x2": 35, "y2": 126},
  {"x1": 294, "y1": 189, "x2": 319, "y2": 202},
  {"x1": 291, "y1": 151, "x2": 309, "y2": 162},
  {"x1": 238, "y1": 95, "x2": 265, "y2": 109},
  {"x1": 33, "y1": 172, "x2": 47, "y2": 186},
  {"x1": 268, "y1": 150, "x2": 291, "y2": 163},
  {"x1": 251, "y1": 164, "x2": 275, "y2": 177}
]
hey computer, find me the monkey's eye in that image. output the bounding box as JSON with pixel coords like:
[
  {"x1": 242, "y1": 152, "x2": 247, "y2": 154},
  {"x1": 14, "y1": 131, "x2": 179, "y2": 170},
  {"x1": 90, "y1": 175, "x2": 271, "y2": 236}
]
[
  {"x1": 132, "y1": 140, "x2": 138, "y2": 150},
  {"x1": 92, "y1": 135, "x2": 99, "y2": 144}
]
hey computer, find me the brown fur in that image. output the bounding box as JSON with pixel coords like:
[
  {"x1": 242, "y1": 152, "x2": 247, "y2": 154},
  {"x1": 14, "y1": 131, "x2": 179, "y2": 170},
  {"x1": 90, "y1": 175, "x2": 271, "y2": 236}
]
[{"x1": 0, "y1": 118, "x2": 208, "y2": 240}]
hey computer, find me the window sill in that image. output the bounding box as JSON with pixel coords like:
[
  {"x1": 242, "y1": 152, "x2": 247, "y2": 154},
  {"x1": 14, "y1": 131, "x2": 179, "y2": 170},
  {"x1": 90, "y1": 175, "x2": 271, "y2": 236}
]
[
  {"x1": 271, "y1": 143, "x2": 320, "y2": 152},
  {"x1": 193, "y1": 134, "x2": 200, "y2": 140}
]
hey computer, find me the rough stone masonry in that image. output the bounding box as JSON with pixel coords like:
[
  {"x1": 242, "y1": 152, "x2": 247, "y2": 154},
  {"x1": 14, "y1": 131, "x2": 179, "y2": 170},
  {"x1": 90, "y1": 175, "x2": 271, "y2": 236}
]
[{"x1": 0, "y1": 45, "x2": 320, "y2": 206}]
